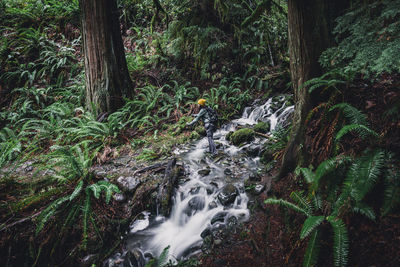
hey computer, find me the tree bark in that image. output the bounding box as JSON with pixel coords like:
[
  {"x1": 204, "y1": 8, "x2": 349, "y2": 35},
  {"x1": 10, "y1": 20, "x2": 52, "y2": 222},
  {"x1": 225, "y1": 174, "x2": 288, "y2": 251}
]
[
  {"x1": 277, "y1": 0, "x2": 331, "y2": 179},
  {"x1": 80, "y1": 0, "x2": 133, "y2": 115}
]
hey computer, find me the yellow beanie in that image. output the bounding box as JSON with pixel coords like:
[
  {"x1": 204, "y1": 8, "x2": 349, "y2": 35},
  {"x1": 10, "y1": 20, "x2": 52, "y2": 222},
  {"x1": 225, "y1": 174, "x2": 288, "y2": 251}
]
[{"x1": 198, "y1": 99, "x2": 206, "y2": 106}]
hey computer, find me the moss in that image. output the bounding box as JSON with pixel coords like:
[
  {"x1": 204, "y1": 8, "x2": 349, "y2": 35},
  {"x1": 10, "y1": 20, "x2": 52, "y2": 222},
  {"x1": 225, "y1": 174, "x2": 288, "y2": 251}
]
[
  {"x1": 195, "y1": 126, "x2": 206, "y2": 136},
  {"x1": 230, "y1": 128, "x2": 254, "y2": 146},
  {"x1": 190, "y1": 131, "x2": 200, "y2": 140},
  {"x1": 253, "y1": 122, "x2": 270, "y2": 134}
]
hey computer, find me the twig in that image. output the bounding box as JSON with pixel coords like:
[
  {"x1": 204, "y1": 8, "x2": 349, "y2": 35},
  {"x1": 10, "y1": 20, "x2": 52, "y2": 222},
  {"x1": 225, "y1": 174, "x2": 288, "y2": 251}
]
[
  {"x1": 254, "y1": 132, "x2": 271, "y2": 139},
  {"x1": 0, "y1": 211, "x2": 41, "y2": 232}
]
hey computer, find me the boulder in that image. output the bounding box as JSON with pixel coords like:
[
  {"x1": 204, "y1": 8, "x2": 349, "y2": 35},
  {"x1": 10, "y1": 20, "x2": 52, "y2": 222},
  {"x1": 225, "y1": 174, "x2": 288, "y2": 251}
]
[
  {"x1": 211, "y1": 211, "x2": 228, "y2": 224},
  {"x1": 229, "y1": 128, "x2": 254, "y2": 146},
  {"x1": 184, "y1": 196, "x2": 205, "y2": 215},
  {"x1": 253, "y1": 121, "x2": 270, "y2": 134},
  {"x1": 244, "y1": 144, "x2": 261, "y2": 157},
  {"x1": 198, "y1": 168, "x2": 211, "y2": 176},
  {"x1": 117, "y1": 176, "x2": 141, "y2": 192},
  {"x1": 217, "y1": 184, "x2": 238, "y2": 205},
  {"x1": 157, "y1": 158, "x2": 184, "y2": 216}
]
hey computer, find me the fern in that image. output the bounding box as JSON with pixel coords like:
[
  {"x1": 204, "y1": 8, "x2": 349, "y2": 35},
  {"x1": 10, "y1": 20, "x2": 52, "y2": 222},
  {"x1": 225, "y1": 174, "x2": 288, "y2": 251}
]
[
  {"x1": 82, "y1": 189, "x2": 91, "y2": 250},
  {"x1": 302, "y1": 230, "x2": 320, "y2": 267},
  {"x1": 36, "y1": 195, "x2": 70, "y2": 235},
  {"x1": 335, "y1": 124, "x2": 378, "y2": 141},
  {"x1": 290, "y1": 191, "x2": 313, "y2": 215},
  {"x1": 330, "y1": 103, "x2": 367, "y2": 125},
  {"x1": 352, "y1": 202, "x2": 376, "y2": 221},
  {"x1": 327, "y1": 217, "x2": 349, "y2": 267},
  {"x1": 69, "y1": 180, "x2": 84, "y2": 201},
  {"x1": 264, "y1": 198, "x2": 310, "y2": 216},
  {"x1": 300, "y1": 216, "x2": 324, "y2": 239}
]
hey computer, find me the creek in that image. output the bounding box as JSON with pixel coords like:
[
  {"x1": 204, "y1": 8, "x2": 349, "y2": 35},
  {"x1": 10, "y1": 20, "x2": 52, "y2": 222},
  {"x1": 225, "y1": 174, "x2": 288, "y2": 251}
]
[{"x1": 106, "y1": 95, "x2": 294, "y2": 266}]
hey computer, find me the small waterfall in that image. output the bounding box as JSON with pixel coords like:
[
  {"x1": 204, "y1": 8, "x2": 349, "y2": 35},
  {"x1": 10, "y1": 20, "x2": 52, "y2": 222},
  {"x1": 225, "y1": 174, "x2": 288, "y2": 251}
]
[{"x1": 106, "y1": 96, "x2": 294, "y2": 266}]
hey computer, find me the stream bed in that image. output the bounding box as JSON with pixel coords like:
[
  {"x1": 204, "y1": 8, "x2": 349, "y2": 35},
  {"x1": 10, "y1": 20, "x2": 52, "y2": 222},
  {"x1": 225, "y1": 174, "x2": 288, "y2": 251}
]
[{"x1": 106, "y1": 95, "x2": 294, "y2": 266}]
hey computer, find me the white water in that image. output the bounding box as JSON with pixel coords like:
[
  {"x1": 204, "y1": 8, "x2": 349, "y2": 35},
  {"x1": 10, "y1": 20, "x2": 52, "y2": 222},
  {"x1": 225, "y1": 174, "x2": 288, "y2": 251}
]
[{"x1": 108, "y1": 96, "x2": 294, "y2": 266}]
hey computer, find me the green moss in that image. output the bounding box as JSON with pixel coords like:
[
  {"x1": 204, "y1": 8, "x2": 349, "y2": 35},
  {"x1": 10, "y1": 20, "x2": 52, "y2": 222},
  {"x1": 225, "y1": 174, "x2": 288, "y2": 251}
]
[
  {"x1": 195, "y1": 126, "x2": 206, "y2": 136},
  {"x1": 253, "y1": 122, "x2": 270, "y2": 134},
  {"x1": 230, "y1": 128, "x2": 254, "y2": 146}
]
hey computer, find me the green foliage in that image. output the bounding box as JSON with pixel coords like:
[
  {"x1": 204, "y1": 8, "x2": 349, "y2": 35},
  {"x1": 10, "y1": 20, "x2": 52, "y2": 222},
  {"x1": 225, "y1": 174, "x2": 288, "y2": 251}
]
[
  {"x1": 320, "y1": 0, "x2": 400, "y2": 78},
  {"x1": 327, "y1": 217, "x2": 349, "y2": 267},
  {"x1": 302, "y1": 230, "x2": 320, "y2": 267},
  {"x1": 330, "y1": 103, "x2": 378, "y2": 142},
  {"x1": 335, "y1": 124, "x2": 378, "y2": 141},
  {"x1": 300, "y1": 216, "x2": 324, "y2": 239}
]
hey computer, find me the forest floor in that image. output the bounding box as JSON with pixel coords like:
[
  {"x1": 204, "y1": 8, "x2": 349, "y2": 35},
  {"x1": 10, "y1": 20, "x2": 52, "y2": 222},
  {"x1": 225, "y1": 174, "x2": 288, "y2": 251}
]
[{"x1": 198, "y1": 171, "x2": 400, "y2": 267}]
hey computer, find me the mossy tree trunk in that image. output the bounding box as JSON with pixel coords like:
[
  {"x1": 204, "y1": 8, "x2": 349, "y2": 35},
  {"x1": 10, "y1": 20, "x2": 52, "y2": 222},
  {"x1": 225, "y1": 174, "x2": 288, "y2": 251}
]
[
  {"x1": 79, "y1": 0, "x2": 133, "y2": 115},
  {"x1": 277, "y1": 0, "x2": 332, "y2": 179}
]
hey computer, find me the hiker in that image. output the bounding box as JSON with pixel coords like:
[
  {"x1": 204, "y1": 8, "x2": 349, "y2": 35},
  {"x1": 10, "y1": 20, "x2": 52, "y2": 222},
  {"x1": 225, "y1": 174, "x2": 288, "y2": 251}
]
[{"x1": 186, "y1": 99, "x2": 218, "y2": 155}]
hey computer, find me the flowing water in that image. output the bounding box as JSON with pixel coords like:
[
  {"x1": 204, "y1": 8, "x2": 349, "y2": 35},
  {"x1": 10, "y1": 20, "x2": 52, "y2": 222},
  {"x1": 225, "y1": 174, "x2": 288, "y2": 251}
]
[{"x1": 107, "y1": 96, "x2": 294, "y2": 266}]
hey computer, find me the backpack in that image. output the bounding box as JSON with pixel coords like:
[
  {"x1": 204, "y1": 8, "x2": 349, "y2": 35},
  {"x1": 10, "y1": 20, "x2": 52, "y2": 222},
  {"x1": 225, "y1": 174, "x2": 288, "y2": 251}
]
[{"x1": 205, "y1": 106, "x2": 218, "y2": 124}]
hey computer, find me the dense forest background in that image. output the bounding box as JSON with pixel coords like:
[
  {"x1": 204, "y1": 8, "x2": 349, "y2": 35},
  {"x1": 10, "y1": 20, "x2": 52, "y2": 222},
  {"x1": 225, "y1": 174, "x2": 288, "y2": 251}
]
[{"x1": 0, "y1": 0, "x2": 399, "y2": 266}]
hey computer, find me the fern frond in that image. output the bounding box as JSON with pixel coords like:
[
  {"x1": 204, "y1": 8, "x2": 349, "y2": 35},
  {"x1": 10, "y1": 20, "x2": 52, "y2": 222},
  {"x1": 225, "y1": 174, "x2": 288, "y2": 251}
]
[
  {"x1": 87, "y1": 183, "x2": 101, "y2": 199},
  {"x1": 300, "y1": 216, "x2": 325, "y2": 239},
  {"x1": 82, "y1": 189, "x2": 91, "y2": 250},
  {"x1": 36, "y1": 196, "x2": 69, "y2": 235},
  {"x1": 335, "y1": 124, "x2": 378, "y2": 141},
  {"x1": 290, "y1": 191, "x2": 313, "y2": 215},
  {"x1": 353, "y1": 202, "x2": 376, "y2": 220},
  {"x1": 330, "y1": 103, "x2": 367, "y2": 125},
  {"x1": 302, "y1": 229, "x2": 321, "y2": 267},
  {"x1": 69, "y1": 180, "x2": 83, "y2": 201},
  {"x1": 157, "y1": 245, "x2": 170, "y2": 267},
  {"x1": 264, "y1": 198, "x2": 310, "y2": 216},
  {"x1": 300, "y1": 168, "x2": 316, "y2": 184},
  {"x1": 327, "y1": 216, "x2": 349, "y2": 267},
  {"x1": 348, "y1": 149, "x2": 384, "y2": 202}
]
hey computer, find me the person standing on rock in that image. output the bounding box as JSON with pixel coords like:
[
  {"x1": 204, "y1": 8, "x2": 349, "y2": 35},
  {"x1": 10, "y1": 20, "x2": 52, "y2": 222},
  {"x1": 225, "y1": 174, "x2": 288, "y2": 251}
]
[{"x1": 186, "y1": 99, "x2": 218, "y2": 155}]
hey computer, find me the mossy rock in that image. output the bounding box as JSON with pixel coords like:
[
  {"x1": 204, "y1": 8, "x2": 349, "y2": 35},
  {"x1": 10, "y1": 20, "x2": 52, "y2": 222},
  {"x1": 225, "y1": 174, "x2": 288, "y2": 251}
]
[
  {"x1": 226, "y1": 131, "x2": 234, "y2": 141},
  {"x1": 190, "y1": 131, "x2": 201, "y2": 140},
  {"x1": 253, "y1": 122, "x2": 270, "y2": 134},
  {"x1": 230, "y1": 128, "x2": 254, "y2": 146},
  {"x1": 195, "y1": 126, "x2": 206, "y2": 136}
]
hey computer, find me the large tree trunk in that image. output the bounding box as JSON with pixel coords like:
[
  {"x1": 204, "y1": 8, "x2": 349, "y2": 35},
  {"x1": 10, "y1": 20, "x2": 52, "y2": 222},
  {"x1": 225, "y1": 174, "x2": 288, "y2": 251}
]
[
  {"x1": 80, "y1": 0, "x2": 133, "y2": 115},
  {"x1": 277, "y1": 0, "x2": 331, "y2": 179}
]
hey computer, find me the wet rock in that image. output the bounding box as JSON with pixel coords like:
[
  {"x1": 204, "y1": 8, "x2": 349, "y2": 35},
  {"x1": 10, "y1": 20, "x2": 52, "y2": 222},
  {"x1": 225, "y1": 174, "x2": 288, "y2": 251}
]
[
  {"x1": 211, "y1": 212, "x2": 228, "y2": 224},
  {"x1": 206, "y1": 186, "x2": 215, "y2": 194},
  {"x1": 253, "y1": 121, "x2": 270, "y2": 134},
  {"x1": 189, "y1": 187, "x2": 201, "y2": 195},
  {"x1": 249, "y1": 171, "x2": 261, "y2": 181},
  {"x1": 113, "y1": 193, "x2": 126, "y2": 202},
  {"x1": 117, "y1": 176, "x2": 140, "y2": 192},
  {"x1": 184, "y1": 196, "x2": 205, "y2": 215},
  {"x1": 244, "y1": 144, "x2": 261, "y2": 157},
  {"x1": 198, "y1": 168, "x2": 211, "y2": 176},
  {"x1": 158, "y1": 158, "x2": 183, "y2": 216},
  {"x1": 125, "y1": 248, "x2": 145, "y2": 267},
  {"x1": 223, "y1": 168, "x2": 232, "y2": 175},
  {"x1": 229, "y1": 128, "x2": 255, "y2": 146},
  {"x1": 227, "y1": 215, "x2": 238, "y2": 229},
  {"x1": 201, "y1": 227, "x2": 212, "y2": 238},
  {"x1": 218, "y1": 184, "x2": 238, "y2": 205},
  {"x1": 253, "y1": 184, "x2": 265, "y2": 195},
  {"x1": 208, "y1": 201, "x2": 218, "y2": 209},
  {"x1": 210, "y1": 181, "x2": 219, "y2": 188}
]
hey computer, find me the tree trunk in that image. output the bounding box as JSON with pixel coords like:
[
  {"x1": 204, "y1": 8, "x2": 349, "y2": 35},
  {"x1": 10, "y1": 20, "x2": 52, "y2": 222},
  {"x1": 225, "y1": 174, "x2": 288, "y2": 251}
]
[
  {"x1": 80, "y1": 0, "x2": 133, "y2": 115},
  {"x1": 277, "y1": 0, "x2": 331, "y2": 179}
]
